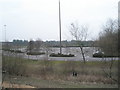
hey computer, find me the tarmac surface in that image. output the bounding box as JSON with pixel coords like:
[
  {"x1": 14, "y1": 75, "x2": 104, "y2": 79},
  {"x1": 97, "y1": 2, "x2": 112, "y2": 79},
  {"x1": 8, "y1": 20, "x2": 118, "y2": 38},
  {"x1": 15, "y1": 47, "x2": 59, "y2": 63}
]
[{"x1": 2, "y1": 47, "x2": 119, "y2": 61}]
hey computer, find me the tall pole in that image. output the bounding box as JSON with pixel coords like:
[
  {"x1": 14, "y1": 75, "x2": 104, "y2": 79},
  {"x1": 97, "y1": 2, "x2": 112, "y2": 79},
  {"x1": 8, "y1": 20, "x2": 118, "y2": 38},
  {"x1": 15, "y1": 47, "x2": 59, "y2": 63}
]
[
  {"x1": 4, "y1": 25, "x2": 6, "y2": 42},
  {"x1": 59, "y1": 0, "x2": 62, "y2": 54}
]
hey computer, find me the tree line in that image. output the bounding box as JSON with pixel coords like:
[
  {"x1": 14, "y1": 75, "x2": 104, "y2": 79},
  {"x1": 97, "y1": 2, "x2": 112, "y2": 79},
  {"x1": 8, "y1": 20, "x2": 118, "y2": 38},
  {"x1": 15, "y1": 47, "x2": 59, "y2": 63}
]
[{"x1": 3, "y1": 39, "x2": 94, "y2": 48}]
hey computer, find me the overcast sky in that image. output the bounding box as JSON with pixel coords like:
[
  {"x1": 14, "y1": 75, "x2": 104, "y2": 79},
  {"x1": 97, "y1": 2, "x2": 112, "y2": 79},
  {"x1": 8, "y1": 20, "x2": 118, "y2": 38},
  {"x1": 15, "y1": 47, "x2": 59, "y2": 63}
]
[{"x1": 0, "y1": 0, "x2": 118, "y2": 41}]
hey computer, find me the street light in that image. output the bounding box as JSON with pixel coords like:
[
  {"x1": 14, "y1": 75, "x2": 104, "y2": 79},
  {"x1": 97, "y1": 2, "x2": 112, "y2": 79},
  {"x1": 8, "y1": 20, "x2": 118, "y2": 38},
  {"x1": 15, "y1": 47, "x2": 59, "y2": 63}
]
[
  {"x1": 59, "y1": 0, "x2": 62, "y2": 54},
  {"x1": 4, "y1": 25, "x2": 6, "y2": 42}
]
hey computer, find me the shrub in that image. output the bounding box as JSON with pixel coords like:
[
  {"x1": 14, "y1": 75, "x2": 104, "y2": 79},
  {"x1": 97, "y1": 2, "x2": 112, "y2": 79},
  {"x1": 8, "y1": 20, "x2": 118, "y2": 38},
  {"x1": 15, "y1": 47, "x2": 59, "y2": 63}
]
[
  {"x1": 93, "y1": 53, "x2": 104, "y2": 57},
  {"x1": 14, "y1": 50, "x2": 24, "y2": 53},
  {"x1": 2, "y1": 56, "x2": 27, "y2": 76},
  {"x1": 2, "y1": 48, "x2": 11, "y2": 52},
  {"x1": 93, "y1": 52, "x2": 118, "y2": 58},
  {"x1": 49, "y1": 53, "x2": 75, "y2": 57},
  {"x1": 93, "y1": 51, "x2": 104, "y2": 57},
  {"x1": 26, "y1": 52, "x2": 45, "y2": 55},
  {"x1": 3, "y1": 49, "x2": 24, "y2": 53}
]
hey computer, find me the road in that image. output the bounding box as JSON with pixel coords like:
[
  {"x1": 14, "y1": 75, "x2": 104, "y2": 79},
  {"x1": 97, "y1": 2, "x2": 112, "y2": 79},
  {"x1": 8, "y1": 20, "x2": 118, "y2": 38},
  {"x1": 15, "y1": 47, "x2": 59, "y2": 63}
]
[{"x1": 2, "y1": 47, "x2": 119, "y2": 61}]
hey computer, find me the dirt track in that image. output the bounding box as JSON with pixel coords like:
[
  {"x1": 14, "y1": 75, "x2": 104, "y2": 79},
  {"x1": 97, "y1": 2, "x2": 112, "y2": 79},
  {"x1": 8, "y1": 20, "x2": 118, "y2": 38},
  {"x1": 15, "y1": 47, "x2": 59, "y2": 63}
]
[{"x1": 2, "y1": 82, "x2": 35, "y2": 88}]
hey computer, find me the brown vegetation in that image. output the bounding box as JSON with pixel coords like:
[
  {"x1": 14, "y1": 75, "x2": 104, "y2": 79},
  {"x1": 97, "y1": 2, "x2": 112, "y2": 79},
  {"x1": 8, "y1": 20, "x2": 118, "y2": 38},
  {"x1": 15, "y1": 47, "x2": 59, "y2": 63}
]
[{"x1": 2, "y1": 55, "x2": 118, "y2": 88}]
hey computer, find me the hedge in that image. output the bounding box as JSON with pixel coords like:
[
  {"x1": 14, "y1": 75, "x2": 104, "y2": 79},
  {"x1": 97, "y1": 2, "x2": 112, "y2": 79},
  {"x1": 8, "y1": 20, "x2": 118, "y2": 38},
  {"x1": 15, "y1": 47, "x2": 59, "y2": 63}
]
[
  {"x1": 49, "y1": 53, "x2": 75, "y2": 57},
  {"x1": 26, "y1": 52, "x2": 45, "y2": 55}
]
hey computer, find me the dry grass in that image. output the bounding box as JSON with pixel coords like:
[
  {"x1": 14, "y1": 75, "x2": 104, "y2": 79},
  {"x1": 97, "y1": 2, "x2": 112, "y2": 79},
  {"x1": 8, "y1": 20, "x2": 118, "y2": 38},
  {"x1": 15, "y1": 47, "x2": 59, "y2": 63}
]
[
  {"x1": 2, "y1": 55, "x2": 118, "y2": 88},
  {"x1": 2, "y1": 82, "x2": 35, "y2": 88},
  {"x1": 23, "y1": 60, "x2": 117, "y2": 84}
]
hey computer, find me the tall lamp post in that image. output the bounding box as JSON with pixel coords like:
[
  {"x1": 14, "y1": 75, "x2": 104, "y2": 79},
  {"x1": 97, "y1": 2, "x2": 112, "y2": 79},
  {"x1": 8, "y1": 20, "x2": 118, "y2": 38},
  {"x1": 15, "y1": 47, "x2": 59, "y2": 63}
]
[
  {"x1": 4, "y1": 25, "x2": 7, "y2": 50},
  {"x1": 4, "y1": 25, "x2": 6, "y2": 42},
  {"x1": 59, "y1": 0, "x2": 62, "y2": 54}
]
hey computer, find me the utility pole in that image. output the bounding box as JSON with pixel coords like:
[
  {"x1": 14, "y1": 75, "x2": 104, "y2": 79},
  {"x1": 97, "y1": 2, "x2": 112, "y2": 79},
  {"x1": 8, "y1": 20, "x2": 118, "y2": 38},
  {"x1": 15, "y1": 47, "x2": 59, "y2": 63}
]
[{"x1": 59, "y1": 0, "x2": 62, "y2": 54}]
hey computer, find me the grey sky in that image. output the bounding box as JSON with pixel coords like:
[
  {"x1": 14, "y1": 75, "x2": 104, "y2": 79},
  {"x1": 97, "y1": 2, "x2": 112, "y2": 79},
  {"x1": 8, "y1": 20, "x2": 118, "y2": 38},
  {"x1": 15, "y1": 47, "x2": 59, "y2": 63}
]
[{"x1": 0, "y1": 0, "x2": 118, "y2": 41}]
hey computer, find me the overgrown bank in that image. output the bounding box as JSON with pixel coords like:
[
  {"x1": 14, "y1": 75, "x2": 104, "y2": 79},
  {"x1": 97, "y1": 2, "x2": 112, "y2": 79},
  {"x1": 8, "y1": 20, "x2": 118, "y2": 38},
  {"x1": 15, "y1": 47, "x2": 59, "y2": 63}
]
[{"x1": 2, "y1": 55, "x2": 118, "y2": 88}]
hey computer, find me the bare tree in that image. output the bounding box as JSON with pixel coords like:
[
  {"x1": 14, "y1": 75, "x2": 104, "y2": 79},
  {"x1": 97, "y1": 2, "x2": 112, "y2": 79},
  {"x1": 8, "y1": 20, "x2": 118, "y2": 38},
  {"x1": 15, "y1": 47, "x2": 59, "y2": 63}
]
[
  {"x1": 35, "y1": 38, "x2": 43, "y2": 52},
  {"x1": 26, "y1": 39, "x2": 34, "y2": 59},
  {"x1": 69, "y1": 22, "x2": 88, "y2": 63},
  {"x1": 99, "y1": 19, "x2": 118, "y2": 55},
  {"x1": 27, "y1": 39, "x2": 35, "y2": 53},
  {"x1": 98, "y1": 19, "x2": 118, "y2": 82},
  {"x1": 27, "y1": 38, "x2": 43, "y2": 52}
]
